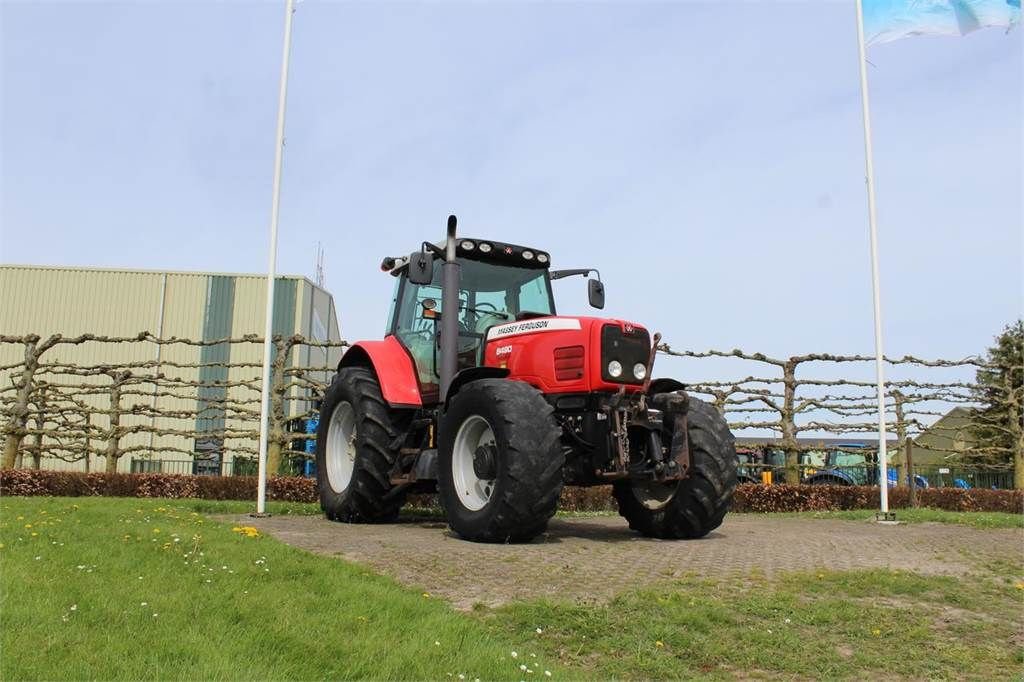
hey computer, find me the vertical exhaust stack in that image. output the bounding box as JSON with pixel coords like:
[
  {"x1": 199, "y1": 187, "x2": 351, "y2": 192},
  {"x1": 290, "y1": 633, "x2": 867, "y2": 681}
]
[{"x1": 439, "y1": 214, "x2": 460, "y2": 402}]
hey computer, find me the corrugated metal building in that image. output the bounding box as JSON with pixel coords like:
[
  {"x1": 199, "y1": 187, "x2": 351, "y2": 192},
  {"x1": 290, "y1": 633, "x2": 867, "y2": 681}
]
[{"x1": 0, "y1": 265, "x2": 343, "y2": 472}]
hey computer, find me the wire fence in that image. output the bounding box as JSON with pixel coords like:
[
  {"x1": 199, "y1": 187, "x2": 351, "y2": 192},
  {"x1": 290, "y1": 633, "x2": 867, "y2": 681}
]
[{"x1": 1, "y1": 332, "x2": 1020, "y2": 489}]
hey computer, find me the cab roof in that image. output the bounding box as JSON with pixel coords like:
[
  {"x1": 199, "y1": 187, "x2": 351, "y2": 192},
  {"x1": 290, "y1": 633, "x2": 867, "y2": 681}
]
[{"x1": 383, "y1": 238, "x2": 551, "y2": 276}]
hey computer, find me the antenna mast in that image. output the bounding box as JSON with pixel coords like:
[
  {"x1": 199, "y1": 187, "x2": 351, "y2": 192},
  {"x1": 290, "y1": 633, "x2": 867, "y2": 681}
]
[{"x1": 314, "y1": 241, "x2": 325, "y2": 287}]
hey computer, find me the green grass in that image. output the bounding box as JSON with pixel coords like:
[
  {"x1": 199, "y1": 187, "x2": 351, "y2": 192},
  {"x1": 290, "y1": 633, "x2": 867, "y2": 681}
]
[
  {"x1": 486, "y1": 569, "x2": 1024, "y2": 680},
  {"x1": 768, "y1": 508, "x2": 1024, "y2": 529},
  {"x1": 0, "y1": 497, "x2": 546, "y2": 681},
  {"x1": 3, "y1": 497, "x2": 1021, "y2": 680}
]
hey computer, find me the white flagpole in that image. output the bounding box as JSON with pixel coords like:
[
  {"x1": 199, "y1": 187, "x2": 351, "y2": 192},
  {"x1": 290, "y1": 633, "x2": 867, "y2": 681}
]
[
  {"x1": 256, "y1": 0, "x2": 296, "y2": 516},
  {"x1": 854, "y1": 0, "x2": 890, "y2": 516}
]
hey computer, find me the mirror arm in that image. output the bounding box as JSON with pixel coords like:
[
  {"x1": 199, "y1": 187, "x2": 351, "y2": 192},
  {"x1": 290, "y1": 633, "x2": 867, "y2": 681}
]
[
  {"x1": 550, "y1": 268, "x2": 600, "y2": 281},
  {"x1": 422, "y1": 242, "x2": 446, "y2": 260}
]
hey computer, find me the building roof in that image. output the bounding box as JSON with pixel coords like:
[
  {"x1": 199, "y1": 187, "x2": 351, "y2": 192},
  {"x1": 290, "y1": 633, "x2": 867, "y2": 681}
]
[{"x1": 0, "y1": 263, "x2": 323, "y2": 294}]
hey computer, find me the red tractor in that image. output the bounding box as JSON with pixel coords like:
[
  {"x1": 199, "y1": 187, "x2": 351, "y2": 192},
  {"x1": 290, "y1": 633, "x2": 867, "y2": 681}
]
[{"x1": 316, "y1": 216, "x2": 737, "y2": 543}]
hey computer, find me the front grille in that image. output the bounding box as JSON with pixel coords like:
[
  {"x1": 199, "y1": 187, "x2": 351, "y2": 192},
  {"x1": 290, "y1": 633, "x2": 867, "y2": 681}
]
[
  {"x1": 600, "y1": 324, "x2": 650, "y2": 384},
  {"x1": 553, "y1": 345, "x2": 585, "y2": 381}
]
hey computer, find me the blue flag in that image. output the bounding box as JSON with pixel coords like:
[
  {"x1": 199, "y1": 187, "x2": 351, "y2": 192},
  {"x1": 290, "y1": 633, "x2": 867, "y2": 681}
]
[{"x1": 863, "y1": 0, "x2": 1021, "y2": 44}]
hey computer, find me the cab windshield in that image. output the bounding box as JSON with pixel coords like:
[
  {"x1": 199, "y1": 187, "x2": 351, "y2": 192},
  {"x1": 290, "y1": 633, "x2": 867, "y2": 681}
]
[{"x1": 390, "y1": 258, "x2": 555, "y2": 399}]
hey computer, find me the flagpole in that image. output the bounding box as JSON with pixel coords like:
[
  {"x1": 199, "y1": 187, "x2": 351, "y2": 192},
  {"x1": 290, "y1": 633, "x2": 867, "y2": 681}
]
[
  {"x1": 854, "y1": 0, "x2": 890, "y2": 516},
  {"x1": 256, "y1": 0, "x2": 296, "y2": 516}
]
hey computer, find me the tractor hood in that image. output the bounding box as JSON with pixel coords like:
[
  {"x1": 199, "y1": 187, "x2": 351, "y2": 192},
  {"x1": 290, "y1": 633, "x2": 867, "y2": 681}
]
[{"x1": 482, "y1": 315, "x2": 652, "y2": 395}]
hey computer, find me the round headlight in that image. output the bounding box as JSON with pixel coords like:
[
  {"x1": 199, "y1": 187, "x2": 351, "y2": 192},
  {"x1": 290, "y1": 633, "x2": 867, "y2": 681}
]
[
  {"x1": 478, "y1": 242, "x2": 492, "y2": 253},
  {"x1": 536, "y1": 253, "x2": 549, "y2": 263},
  {"x1": 607, "y1": 360, "x2": 623, "y2": 378},
  {"x1": 461, "y1": 240, "x2": 475, "y2": 250},
  {"x1": 522, "y1": 250, "x2": 534, "y2": 260},
  {"x1": 633, "y1": 363, "x2": 647, "y2": 381}
]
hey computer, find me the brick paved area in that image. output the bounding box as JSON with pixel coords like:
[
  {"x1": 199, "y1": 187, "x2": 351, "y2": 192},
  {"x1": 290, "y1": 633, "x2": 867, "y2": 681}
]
[{"x1": 230, "y1": 513, "x2": 1022, "y2": 610}]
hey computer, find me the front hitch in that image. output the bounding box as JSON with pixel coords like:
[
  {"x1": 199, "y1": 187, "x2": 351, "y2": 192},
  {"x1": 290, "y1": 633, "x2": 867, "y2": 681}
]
[{"x1": 651, "y1": 390, "x2": 691, "y2": 481}]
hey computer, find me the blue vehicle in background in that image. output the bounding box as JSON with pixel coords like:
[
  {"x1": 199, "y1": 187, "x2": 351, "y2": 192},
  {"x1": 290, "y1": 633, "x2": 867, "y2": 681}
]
[
  {"x1": 803, "y1": 443, "x2": 928, "y2": 488},
  {"x1": 284, "y1": 416, "x2": 319, "y2": 477}
]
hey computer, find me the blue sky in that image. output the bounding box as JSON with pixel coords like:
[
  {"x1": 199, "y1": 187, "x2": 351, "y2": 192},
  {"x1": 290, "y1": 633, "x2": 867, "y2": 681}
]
[{"x1": 1, "y1": 1, "x2": 1021, "y2": 376}]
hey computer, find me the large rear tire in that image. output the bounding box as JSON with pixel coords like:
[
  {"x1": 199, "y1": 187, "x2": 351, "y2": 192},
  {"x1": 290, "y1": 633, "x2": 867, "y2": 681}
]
[
  {"x1": 316, "y1": 367, "x2": 408, "y2": 522},
  {"x1": 613, "y1": 397, "x2": 737, "y2": 539},
  {"x1": 438, "y1": 379, "x2": 564, "y2": 543}
]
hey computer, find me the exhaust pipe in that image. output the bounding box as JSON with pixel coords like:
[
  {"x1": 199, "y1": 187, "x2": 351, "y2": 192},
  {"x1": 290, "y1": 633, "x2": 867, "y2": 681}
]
[{"x1": 439, "y1": 214, "x2": 460, "y2": 402}]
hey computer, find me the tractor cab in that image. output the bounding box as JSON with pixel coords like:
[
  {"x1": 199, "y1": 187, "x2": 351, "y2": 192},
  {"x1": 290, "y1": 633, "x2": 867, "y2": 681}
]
[{"x1": 385, "y1": 239, "x2": 557, "y2": 400}]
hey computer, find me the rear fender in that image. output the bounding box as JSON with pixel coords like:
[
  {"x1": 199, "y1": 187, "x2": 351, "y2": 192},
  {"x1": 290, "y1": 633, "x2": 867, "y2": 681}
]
[
  {"x1": 444, "y1": 366, "x2": 510, "y2": 410},
  {"x1": 338, "y1": 337, "x2": 422, "y2": 408}
]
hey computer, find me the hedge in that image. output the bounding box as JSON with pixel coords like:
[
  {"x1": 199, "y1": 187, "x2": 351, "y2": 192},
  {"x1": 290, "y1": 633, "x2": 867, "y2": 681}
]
[{"x1": 1, "y1": 470, "x2": 1021, "y2": 514}]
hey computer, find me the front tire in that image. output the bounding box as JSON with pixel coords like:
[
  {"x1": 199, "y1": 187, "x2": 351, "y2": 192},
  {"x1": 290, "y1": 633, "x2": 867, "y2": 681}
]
[
  {"x1": 316, "y1": 367, "x2": 408, "y2": 522},
  {"x1": 438, "y1": 379, "x2": 564, "y2": 543},
  {"x1": 613, "y1": 397, "x2": 737, "y2": 539}
]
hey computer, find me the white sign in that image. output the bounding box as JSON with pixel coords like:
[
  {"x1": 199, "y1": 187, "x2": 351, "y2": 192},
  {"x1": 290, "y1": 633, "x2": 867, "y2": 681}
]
[
  {"x1": 486, "y1": 317, "x2": 581, "y2": 341},
  {"x1": 938, "y1": 467, "x2": 950, "y2": 474}
]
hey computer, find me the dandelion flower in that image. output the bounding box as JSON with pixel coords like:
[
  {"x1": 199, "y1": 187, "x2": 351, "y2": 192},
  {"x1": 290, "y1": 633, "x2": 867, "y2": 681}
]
[
  {"x1": 435, "y1": 641, "x2": 441, "y2": 646},
  {"x1": 872, "y1": 629, "x2": 881, "y2": 636},
  {"x1": 520, "y1": 664, "x2": 527, "y2": 671},
  {"x1": 655, "y1": 641, "x2": 664, "y2": 648},
  {"x1": 70, "y1": 605, "x2": 77, "y2": 611},
  {"x1": 535, "y1": 628, "x2": 543, "y2": 634},
  {"x1": 544, "y1": 672, "x2": 552, "y2": 677},
  {"x1": 511, "y1": 651, "x2": 518, "y2": 658}
]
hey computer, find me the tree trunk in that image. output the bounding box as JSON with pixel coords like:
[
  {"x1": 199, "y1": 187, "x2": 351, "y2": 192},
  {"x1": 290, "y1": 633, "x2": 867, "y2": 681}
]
[
  {"x1": 781, "y1": 360, "x2": 800, "y2": 484},
  {"x1": 2, "y1": 337, "x2": 43, "y2": 469},
  {"x1": 1009, "y1": 375, "x2": 1023, "y2": 490},
  {"x1": 104, "y1": 373, "x2": 128, "y2": 474},
  {"x1": 893, "y1": 391, "x2": 907, "y2": 486},
  {"x1": 266, "y1": 338, "x2": 291, "y2": 476}
]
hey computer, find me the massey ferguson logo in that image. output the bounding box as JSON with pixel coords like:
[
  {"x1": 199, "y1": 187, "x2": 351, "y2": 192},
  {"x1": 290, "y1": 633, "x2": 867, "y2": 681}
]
[
  {"x1": 486, "y1": 317, "x2": 582, "y2": 341},
  {"x1": 624, "y1": 324, "x2": 634, "y2": 334}
]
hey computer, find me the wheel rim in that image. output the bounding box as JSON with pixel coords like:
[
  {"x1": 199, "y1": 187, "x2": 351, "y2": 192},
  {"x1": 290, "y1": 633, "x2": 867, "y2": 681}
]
[
  {"x1": 451, "y1": 415, "x2": 497, "y2": 511},
  {"x1": 631, "y1": 480, "x2": 677, "y2": 510},
  {"x1": 325, "y1": 401, "x2": 356, "y2": 493}
]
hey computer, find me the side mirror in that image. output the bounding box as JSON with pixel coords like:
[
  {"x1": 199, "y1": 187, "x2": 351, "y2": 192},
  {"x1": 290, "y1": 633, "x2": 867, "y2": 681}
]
[
  {"x1": 407, "y1": 251, "x2": 434, "y2": 285},
  {"x1": 588, "y1": 278, "x2": 605, "y2": 309}
]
